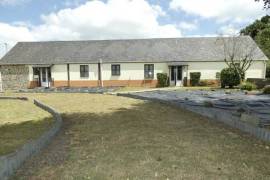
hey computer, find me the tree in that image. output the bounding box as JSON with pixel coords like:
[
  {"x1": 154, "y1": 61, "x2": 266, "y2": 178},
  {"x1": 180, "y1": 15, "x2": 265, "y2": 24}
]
[
  {"x1": 255, "y1": 0, "x2": 270, "y2": 9},
  {"x1": 216, "y1": 36, "x2": 260, "y2": 82},
  {"x1": 241, "y1": 15, "x2": 270, "y2": 78}
]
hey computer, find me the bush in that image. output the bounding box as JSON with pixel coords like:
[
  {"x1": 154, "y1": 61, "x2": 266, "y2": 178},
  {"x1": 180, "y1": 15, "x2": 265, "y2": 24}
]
[
  {"x1": 240, "y1": 82, "x2": 257, "y2": 91},
  {"x1": 220, "y1": 68, "x2": 240, "y2": 88},
  {"x1": 263, "y1": 85, "x2": 270, "y2": 94},
  {"x1": 266, "y1": 66, "x2": 270, "y2": 78},
  {"x1": 157, "y1": 73, "x2": 169, "y2": 87},
  {"x1": 190, "y1": 72, "x2": 201, "y2": 86}
]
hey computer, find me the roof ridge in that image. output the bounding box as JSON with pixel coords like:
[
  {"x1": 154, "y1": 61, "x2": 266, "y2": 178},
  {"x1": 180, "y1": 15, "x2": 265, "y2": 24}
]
[{"x1": 16, "y1": 36, "x2": 251, "y2": 44}]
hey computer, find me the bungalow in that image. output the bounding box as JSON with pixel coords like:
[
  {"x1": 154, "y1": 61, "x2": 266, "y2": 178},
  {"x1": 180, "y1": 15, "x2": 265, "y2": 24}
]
[{"x1": 0, "y1": 36, "x2": 268, "y2": 90}]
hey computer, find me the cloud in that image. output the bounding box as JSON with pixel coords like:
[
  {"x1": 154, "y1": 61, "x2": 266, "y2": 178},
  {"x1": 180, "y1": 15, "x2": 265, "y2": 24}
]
[
  {"x1": 0, "y1": 0, "x2": 30, "y2": 6},
  {"x1": 0, "y1": 0, "x2": 181, "y2": 49},
  {"x1": 170, "y1": 0, "x2": 266, "y2": 23},
  {"x1": 0, "y1": 23, "x2": 34, "y2": 45},
  {"x1": 218, "y1": 24, "x2": 241, "y2": 36},
  {"x1": 32, "y1": 0, "x2": 180, "y2": 41},
  {"x1": 178, "y1": 21, "x2": 198, "y2": 31},
  {"x1": 0, "y1": 23, "x2": 34, "y2": 57}
]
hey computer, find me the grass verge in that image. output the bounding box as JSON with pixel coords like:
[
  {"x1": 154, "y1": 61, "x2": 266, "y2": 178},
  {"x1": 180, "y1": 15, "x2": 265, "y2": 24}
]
[
  {"x1": 9, "y1": 93, "x2": 270, "y2": 179},
  {"x1": 0, "y1": 99, "x2": 53, "y2": 155}
]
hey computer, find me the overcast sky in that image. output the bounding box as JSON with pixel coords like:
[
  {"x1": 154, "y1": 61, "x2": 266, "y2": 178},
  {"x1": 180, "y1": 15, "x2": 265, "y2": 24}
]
[{"x1": 0, "y1": 0, "x2": 269, "y2": 56}]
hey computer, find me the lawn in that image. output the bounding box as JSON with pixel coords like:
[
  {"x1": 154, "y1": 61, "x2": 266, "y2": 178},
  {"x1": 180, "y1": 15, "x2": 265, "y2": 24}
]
[
  {"x1": 0, "y1": 99, "x2": 53, "y2": 155},
  {"x1": 9, "y1": 93, "x2": 270, "y2": 179}
]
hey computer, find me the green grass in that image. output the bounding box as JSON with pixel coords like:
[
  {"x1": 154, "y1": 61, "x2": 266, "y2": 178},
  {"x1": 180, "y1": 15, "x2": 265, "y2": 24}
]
[
  {"x1": 8, "y1": 93, "x2": 270, "y2": 180},
  {"x1": 0, "y1": 99, "x2": 53, "y2": 155}
]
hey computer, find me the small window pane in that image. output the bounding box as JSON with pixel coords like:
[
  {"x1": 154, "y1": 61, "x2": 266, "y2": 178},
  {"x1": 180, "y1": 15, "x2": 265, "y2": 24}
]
[
  {"x1": 144, "y1": 64, "x2": 154, "y2": 79},
  {"x1": 111, "y1": 64, "x2": 120, "y2": 76},
  {"x1": 80, "y1": 65, "x2": 89, "y2": 78}
]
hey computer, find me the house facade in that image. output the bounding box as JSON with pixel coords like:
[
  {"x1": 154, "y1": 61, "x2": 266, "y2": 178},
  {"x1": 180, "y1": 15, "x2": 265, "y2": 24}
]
[{"x1": 0, "y1": 37, "x2": 268, "y2": 90}]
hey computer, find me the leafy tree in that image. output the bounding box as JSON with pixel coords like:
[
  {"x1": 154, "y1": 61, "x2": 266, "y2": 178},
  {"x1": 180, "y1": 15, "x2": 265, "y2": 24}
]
[
  {"x1": 255, "y1": 0, "x2": 270, "y2": 9},
  {"x1": 241, "y1": 15, "x2": 270, "y2": 78}
]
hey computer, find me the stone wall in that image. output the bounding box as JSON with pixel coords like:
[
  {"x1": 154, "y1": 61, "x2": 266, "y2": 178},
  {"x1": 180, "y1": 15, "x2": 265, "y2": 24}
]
[{"x1": 0, "y1": 65, "x2": 29, "y2": 90}]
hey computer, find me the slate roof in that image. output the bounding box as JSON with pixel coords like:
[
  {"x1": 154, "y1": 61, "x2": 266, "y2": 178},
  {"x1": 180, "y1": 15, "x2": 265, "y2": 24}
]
[{"x1": 0, "y1": 36, "x2": 268, "y2": 65}]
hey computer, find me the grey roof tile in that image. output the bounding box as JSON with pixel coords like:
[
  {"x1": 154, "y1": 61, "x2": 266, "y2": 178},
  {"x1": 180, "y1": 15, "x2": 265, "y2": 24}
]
[{"x1": 0, "y1": 36, "x2": 268, "y2": 65}]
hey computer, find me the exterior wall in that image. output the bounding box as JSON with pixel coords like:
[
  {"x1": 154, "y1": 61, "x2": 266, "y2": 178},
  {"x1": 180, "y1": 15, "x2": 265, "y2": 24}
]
[
  {"x1": 52, "y1": 63, "x2": 167, "y2": 87},
  {"x1": 245, "y1": 61, "x2": 266, "y2": 79},
  {"x1": 187, "y1": 61, "x2": 266, "y2": 80},
  {"x1": 101, "y1": 63, "x2": 167, "y2": 87},
  {"x1": 0, "y1": 65, "x2": 29, "y2": 90},
  {"x1": 51, "y1": 64, "x2": 99, "y2": 87},
  {"x1": 4, "y1": 60, "x2": 265, "y2": 89},
  {"x1": 102, "y1": 63, "x2": 168, "y2": 80},
  {"x1": 51, "y1": 64, "x2": 68, "y2": 87},
  {"x1": 51, "y1": 64, "x2": 68, "y2": 81}
]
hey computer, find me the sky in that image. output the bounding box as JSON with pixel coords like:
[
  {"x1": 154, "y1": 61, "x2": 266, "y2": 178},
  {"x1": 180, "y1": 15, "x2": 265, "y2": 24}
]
[{"x1": 0, "y1": 0, "x2": 269, "y2": 56}]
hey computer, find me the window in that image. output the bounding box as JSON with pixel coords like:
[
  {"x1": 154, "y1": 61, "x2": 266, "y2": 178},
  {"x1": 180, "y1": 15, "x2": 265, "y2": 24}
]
[
  {"x1": 111, "y1": 64, "x2": 121, "y2": 76},
  {"x1": 80, "y1": 65, "x2": 89, "y2": 78},
  {"x1": 33, "y1": 67, "x2": 40, "y2": 76},
  {"x1": 216, "y1": 72, "x2": 221, "y2": 79},
  {"x1": 144, "y1": 64, "x2": 154, "y2": 79}
]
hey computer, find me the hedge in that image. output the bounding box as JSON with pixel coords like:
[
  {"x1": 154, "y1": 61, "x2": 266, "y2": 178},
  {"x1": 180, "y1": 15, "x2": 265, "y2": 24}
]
[
  {"x1": 220, "y1": 68, "x2": 240, "y2": 88},
  {"x1": 157, "y1": 73, "x2": 169, "y2": 87},
  {"x1": 190, "y1": 72, "x2": 201, "y2": 86}
]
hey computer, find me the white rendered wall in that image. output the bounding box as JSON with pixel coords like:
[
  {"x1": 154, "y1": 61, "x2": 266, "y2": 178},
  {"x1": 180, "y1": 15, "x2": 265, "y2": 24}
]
[
  {"x1": 101, "y1": 63, "x2": 168, "y2": 81},
  {"x1": 69, "y1": 64, "x2": 99, "y2": 81},
  {"x1": 51, "y1": 65, "x2": 68, "y2": 81},
  {"x1": 187, "y1": 61, "x2": 265, "y2": 80}
]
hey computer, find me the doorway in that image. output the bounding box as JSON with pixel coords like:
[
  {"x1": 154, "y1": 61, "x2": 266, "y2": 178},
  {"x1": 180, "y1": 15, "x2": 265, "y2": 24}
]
[
  {"x1": 40, "y1": 67, "x2": 51, "y2": 88},
  {"x1": 170, "y1": 66, "x2": 183, "y2": 86}
]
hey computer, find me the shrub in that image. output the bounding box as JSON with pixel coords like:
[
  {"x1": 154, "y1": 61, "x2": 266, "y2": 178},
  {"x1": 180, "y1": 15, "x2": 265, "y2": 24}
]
[
  {"x1": 240, "y1": 82, "x2": 257, "y2": 91},
  {"x1": 190, "y1": 72, "x2": 201, "y2": 86},
  {"x1": 220, "y1": 68, "x2": 240, "y2": 88},
  {"x1": 157, "y1": 73, "x2": 169, "y2": 87},
  {"x1": 266, "y1": 66, "x2": 270, "y2": 79},
  {"x1": 263, "y1": 85, "x2": 270, "y2": 94}
]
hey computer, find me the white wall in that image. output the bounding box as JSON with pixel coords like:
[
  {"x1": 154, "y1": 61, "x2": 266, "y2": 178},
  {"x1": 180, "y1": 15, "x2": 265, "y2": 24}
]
[
  {"x1": 69, "y1": 64, "x2": 99, "y2": 80},
  {"x1": 28, "y1": 61, "x2": 265, "y2": 82},
  {"x1": 245, "y1": 61, "x2": 266, "y2": 79},
  {"x1": 188, "y1": 61, "x2": 266, "y2": 79},
  {"x1": 28, "y1": 66, "x2": 33, "y2": 81},
  {"x1": 51, "y1": 65, "x2": 68, "y2": 81},
  {"x1": 101, "y1": 63, "x2": 168, "y2": 80}
]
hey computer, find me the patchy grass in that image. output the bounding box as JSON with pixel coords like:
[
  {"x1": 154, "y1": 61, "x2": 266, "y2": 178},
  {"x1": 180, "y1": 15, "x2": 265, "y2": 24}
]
[
  {"x1": 10, "y1": 93, "x2": 270, "y2": 179},
  {"x1": 0, "y1": 99, "x2": 53, "y2": 155}
]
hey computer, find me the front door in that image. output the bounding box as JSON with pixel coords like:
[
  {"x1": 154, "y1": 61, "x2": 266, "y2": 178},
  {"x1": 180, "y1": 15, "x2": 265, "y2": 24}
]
[
  {"x1": 170, "y1": 66, "x2": 183, "y2": 86},
  {"x1": 40, "y1": 67, "x2": 51, "y2": 87}
]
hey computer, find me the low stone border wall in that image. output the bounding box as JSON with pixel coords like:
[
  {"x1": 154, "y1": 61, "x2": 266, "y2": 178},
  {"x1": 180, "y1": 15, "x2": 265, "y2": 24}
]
[
  {"x1": 0, "y1": 97, "x2": 62, "y2": 180},
  {"x1": 0, "y1": 96, "x2": 28, "y2": 101},
  {"x1": 118, "y1": 93, "x2": 270, "y2": 142}
]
